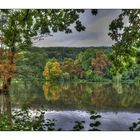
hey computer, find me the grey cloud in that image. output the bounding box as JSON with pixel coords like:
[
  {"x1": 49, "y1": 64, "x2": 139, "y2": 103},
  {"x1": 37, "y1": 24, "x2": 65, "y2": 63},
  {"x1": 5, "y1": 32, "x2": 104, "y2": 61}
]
[{"x1": 34, "y1": 9, "x2": 121, "y2": 47}]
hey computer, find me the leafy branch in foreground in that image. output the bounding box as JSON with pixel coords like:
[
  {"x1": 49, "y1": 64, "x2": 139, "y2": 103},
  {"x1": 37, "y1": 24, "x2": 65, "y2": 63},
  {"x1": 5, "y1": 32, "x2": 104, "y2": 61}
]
[
  {"x1": 72, "y1": 111, "x2": 101, "y2": 131},
  {"x1": 108, "y1": 10, "x2": 140, "y2": 75},
  {"x1": 89, "y1": 111, "x2": 101, "y2": 131},
  {"x1": 129, "y1": 118, "x2": 140, "y2": 131},
  {"x1": 73, "y1": 121, "x2": 85, "y2": 131}
]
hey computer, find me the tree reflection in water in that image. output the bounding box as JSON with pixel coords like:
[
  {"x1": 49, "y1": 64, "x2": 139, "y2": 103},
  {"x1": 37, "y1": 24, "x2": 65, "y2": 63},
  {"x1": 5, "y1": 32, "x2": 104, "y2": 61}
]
[
  {"x1": 43, "y1": 83, "x2": 61, "y2": 101},
  {"x1": 0, "y1": 91, "x2": 12, "y2": 130},
  {"x1": 0, "y1": 81, "x2": 140, "y2": 130},
  {"x1": 42, "y1": 82, "x2": 140, "y2": 111}
]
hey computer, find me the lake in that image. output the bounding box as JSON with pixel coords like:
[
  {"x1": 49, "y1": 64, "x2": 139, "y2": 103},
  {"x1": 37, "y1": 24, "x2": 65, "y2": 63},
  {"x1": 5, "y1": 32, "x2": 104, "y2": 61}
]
[{"x1": 1, "y1": 81, "x2": 140, "y2": 131}]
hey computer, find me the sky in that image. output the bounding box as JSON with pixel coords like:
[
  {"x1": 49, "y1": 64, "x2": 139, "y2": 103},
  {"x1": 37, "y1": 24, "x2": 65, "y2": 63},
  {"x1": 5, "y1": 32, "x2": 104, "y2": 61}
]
[{"x1": 34, "y1": 9, "x2": 122, "y2": 48}]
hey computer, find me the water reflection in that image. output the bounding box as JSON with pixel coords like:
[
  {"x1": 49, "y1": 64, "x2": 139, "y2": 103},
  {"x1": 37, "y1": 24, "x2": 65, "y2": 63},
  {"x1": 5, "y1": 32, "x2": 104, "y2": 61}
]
[
  {"x1": 0, "y1": 81, "x2": 140, "y2": 130},
  {"x1": 43, "y1": 83, "x2": 61, "y2": 101},
  {"x1": 42, "y1": 82, "x2": 140, "y2": 111},
  {"x1": 5, "y1": 81, "x2": 140, "y2": 112},
  {"x1": 0, "y1": 93, "x2": 12, "y2": 127}
]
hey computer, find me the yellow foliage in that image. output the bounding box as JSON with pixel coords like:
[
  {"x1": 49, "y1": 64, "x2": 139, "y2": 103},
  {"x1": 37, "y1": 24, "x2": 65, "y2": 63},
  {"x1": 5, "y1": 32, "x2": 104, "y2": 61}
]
[
  {"x1": 43, "y1": 60, "x2": 62, "y2": 80},
  {"x1": 43, "y1": 83, "x2": 61, "y2": 101}
]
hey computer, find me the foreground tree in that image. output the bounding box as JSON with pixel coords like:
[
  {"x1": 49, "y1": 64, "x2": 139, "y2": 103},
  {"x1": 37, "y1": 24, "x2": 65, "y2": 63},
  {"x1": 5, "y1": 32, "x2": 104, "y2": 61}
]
[
  {"x1": 108, "y1": 10, "x2": 140, "y2": 75},
  {"x1": 0, "y1": 9, "x2": 97, "y2": 93}
]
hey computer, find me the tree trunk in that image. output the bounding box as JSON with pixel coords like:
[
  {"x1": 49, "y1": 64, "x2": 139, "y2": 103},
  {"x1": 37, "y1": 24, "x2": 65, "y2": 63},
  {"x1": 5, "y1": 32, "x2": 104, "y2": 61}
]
[
  {"x1": 2, "y1": 77, "x2": 11, "y2": 94},
  {"x1": 0, "y1": 93, "x2": 12, "y2": 128}
]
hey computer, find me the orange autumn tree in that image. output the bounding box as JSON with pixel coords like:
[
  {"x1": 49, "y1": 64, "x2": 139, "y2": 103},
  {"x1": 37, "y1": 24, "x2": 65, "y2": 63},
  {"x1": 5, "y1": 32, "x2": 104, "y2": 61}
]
[
  {"x1": 91, "y1": 52, "x2": 111, "y2": 77},
  {"x1": 0, "y1": 49, "x2": 15, "y2": 89},
  {"x1": 0, "y1": 29, "x2": 22, "y2": 92},
  {"x1": 0, "y1": 37, "x2": 19, "y2": 92},
  {"x1": 63, "y1": 58, "x2": 84, "y2": 79}
]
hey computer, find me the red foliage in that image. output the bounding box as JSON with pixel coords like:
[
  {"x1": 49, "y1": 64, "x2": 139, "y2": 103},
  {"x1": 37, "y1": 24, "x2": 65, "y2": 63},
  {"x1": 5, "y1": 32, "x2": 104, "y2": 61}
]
[{"x1": 91, "y1": 52, "x2": 111, "y2": 76}]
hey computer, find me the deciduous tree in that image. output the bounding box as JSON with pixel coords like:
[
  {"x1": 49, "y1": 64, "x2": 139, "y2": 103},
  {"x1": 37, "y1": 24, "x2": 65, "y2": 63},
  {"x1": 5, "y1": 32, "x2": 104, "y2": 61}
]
[
  {"x1": 108, "y1": 9, "x2": 140, "y2": 74},
  {"x1": 91, "y1": 52, "x2": 111, "y2": 76}
]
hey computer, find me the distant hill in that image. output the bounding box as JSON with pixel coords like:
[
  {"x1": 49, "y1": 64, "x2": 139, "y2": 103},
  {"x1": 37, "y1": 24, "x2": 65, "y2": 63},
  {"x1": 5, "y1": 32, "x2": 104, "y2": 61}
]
[{"x1": 28, "y1": 46, "x2": 112, "y2": 60}]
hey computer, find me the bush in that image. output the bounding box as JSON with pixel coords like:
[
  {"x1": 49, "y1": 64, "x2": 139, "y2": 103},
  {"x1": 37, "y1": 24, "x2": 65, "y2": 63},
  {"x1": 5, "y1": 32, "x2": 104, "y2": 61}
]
[
  {"x1": 85, "y1": 70, "x2": 94, "y2": 81},
  {"x1": 61, "y1": 72, "x2": 70, "y2": 81},
  {"x1": 92, "y1": 74, "x2": 103, "y2": 82},
  {"x1": 85, "y1": 70, "x2": 104, "y2": 82},
  {"x1": 134, "y1": 77, "x2": 140, "y2": 84}
]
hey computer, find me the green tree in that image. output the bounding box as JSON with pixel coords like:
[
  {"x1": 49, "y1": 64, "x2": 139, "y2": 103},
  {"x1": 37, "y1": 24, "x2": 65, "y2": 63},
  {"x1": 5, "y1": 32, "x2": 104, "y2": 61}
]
[
  {"x1": 85, "y1": 69, "x2": 94, "y2": 81},
  {"x1": 77, "y1": 48, "x2": 97, "y2": 71},
  {"x1": 108, "y1": 10, "x2": 140, "y2": 74}
]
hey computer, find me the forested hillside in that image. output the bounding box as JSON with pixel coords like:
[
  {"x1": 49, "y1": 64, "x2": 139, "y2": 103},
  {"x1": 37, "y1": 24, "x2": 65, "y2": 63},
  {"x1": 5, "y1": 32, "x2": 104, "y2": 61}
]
[
  {"x1": 27, "y1": 46, "x2": 112, "y2": 60},
  {"x1": 15, "y1": 46, "x2": 112, "y2": 82},
  {"x1": 15, "y1": 46, "x2": 140, "y2": 83}
]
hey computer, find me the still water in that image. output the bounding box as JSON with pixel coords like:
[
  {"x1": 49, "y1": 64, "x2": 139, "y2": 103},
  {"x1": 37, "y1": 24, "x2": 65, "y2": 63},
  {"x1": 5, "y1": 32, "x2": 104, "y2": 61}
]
[{"x1": 1, "y1": 81, "x2": 140, "y2": 130}]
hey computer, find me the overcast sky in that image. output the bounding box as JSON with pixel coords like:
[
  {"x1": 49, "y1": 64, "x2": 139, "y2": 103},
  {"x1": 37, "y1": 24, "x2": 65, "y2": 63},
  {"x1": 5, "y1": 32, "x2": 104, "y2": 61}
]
[{"x1": 34, "y1": 9, "x2": 121, "y2": 47}]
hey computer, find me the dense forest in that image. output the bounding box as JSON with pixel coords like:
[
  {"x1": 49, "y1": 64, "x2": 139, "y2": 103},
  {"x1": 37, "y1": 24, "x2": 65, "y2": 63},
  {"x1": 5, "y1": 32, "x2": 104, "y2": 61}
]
[{"x1": 14, "y1": 46, "x2": 140, "y2": 84}]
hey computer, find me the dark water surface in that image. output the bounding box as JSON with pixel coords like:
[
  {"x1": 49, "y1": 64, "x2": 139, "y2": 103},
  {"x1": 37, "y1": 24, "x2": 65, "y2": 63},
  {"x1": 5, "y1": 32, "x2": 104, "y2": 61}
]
[{"x1": 1, "y1": 81, "x2": 140, "y2": 130}]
